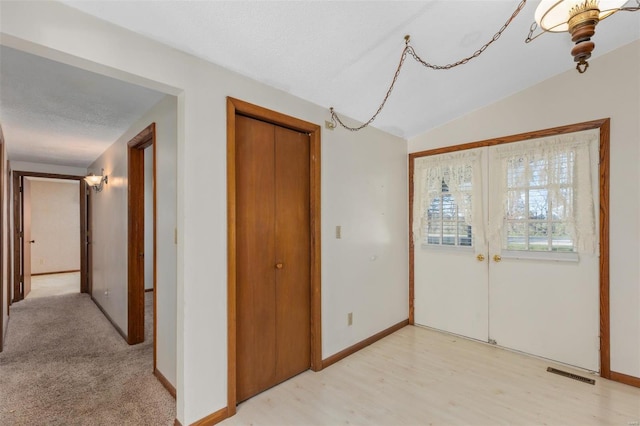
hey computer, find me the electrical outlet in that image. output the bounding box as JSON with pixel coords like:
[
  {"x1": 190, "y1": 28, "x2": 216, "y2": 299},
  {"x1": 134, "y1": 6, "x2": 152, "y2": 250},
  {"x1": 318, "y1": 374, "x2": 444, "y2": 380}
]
[{"x1": 348, "y1": 312, "x2": 353, "y2": 326}]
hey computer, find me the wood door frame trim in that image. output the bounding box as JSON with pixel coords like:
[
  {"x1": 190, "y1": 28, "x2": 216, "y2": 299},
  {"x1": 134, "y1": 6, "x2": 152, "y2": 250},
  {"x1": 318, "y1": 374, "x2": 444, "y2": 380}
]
[
  {"x1": 11, "y1": 171, "x2": 88, "y2": 304},
  {"x1": 126, "y1": 123, "x2": 156, "y2": 351},
  {"x1": 226, "y1": 97, "x2": 322, "y2": 416},
  {"x1": 408, "y1": 118, "x2": 612, "y2": 378}
]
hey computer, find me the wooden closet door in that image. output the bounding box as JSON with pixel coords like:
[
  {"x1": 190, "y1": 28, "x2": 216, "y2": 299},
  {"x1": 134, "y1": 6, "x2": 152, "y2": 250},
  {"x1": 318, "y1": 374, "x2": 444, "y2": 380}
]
[
  {"x1": 236, "y1": 116, "x2": 278, "y2": 402},
  {"x1": 274, "y1": 126, "x2": 310, "y2": 383},
  {"x1": 235, "y1": 115, "x2": 311, "y2": 403}
]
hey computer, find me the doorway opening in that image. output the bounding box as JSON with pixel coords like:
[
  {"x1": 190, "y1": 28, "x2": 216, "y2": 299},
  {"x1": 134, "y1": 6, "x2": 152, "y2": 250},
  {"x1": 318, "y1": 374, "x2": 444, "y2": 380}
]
[
  {"x1": 12, "y1": 172, "x2": 89, "y2": 304},
  {"x1": 127, "y1": 123, "x2": 157, "y2": 357}
]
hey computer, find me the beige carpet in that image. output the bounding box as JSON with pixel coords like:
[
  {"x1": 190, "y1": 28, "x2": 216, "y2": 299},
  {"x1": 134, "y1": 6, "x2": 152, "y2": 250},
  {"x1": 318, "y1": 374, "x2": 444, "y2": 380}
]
[{"x1": 0, "y1": 292, "x2": 175, "y2": 425}]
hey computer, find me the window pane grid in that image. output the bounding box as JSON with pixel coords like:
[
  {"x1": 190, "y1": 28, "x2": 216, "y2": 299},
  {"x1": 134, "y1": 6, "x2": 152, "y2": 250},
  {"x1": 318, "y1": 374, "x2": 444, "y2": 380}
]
[{"x1": 503, "y1": 151, "x2": 575, "y2": 253}]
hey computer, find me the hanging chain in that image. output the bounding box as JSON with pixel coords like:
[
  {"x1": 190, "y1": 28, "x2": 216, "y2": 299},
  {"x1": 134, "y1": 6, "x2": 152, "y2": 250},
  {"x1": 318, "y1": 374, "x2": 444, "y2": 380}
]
[{"x1": 329, "y1": 0, "x2": 528, "y2": 132}]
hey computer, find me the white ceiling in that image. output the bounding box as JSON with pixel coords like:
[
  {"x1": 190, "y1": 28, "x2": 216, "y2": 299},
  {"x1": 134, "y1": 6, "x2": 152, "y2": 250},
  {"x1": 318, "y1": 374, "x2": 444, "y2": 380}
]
[
  {"x1": 2, "y1": 1, "x2": 639, "y2": 167},
  {"x1": 0, "y1": 45, "x2": 166, "y2": 168}
]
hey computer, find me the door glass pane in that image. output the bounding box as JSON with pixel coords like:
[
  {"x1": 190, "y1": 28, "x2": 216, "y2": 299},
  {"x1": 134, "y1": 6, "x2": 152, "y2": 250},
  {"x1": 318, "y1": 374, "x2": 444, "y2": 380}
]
[
  {"x1": 528, "y1": 189, "x2": 548, "y2": 220},
  {"x1": 506, "y1": 190, "x2": 526, "y2": 220},
  {"x1": 506, "y1": 222, "x2": 527, "y2": 251},
  {"x1": 551, "y1": 222, "x2": 573, "y2": 252},
  {"x1": 427, "y1": 221, "x2": 441, "y2": 245},
  {"x1": 528, "y1": 222, "x2": 548, "y2": 251},
  {"x1": 428, "y1": 197, "x2": 441, "y2": 220},
  {"x1": 442, "y1": 222, "x2": 456, "y2": 246},
  {"x1": 458, "y1": 223, "x2": 472, "y2": 246}
]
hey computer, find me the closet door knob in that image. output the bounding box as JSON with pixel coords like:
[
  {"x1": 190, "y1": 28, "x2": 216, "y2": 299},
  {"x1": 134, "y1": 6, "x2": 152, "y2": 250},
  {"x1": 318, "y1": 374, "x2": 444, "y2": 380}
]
[
  {"x1": 476, "y1": 254, "x2": 485, "y2": 261},
  {"x1": 275, "y1": 263, "x2": 284, "y2": 269},
  {"x1": 493, "y1": 255, "x2": 502, "y2": 262}
]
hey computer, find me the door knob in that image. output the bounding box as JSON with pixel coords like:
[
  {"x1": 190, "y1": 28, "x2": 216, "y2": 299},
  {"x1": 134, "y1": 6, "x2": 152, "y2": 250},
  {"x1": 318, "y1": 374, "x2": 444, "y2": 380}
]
[
  {"x1": 493, "y1": 254, "x2": 502, "y2": 262},
  {"x1": 29, "y1": 240, "x2": 35, "y2": 244},
  {"x1": 476, "y1": 254, "x2": 485, "y2": 262},
  {"x1": 275, "y1": 263, "x2": 284, "y2": 269}
]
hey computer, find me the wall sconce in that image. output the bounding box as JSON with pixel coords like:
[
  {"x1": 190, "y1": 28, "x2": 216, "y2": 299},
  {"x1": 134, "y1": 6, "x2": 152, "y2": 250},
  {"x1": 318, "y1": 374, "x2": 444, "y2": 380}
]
[
  {"x1": 84, "y1": 168, "x2": 108, "y2": 192},
  {"x1": 527, "y1": 0, "x2": 640, "y2": 73}
]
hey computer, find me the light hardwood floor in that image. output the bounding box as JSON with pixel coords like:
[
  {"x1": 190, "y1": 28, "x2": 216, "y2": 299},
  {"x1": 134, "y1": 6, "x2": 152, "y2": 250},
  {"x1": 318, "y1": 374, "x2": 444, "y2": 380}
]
[
  {"x1": 221, "y1": 325, "x2": 640, "y2": 425},
  {"x1": 26, "y1": 271, "x2": 79, "y2": 299}
]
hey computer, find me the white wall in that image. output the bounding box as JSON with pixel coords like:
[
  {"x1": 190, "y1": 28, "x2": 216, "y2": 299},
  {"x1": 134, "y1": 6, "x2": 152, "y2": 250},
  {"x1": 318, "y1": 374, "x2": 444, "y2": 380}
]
[
  {"x1": 144, "y1": 146, "x2": 153, "y2": 291},
  {"x1": 0, "y1": 3, "x2": 409, "y2": 423},
  {"x1": 90, "y1": 95, "x2": 177, "y2": 387},
  {"x1": 409, "y1": 40, "x2": 640, "y2": 379},
  {"x1": 29, "y1": 179, "x2": 80, "y2": 274}
]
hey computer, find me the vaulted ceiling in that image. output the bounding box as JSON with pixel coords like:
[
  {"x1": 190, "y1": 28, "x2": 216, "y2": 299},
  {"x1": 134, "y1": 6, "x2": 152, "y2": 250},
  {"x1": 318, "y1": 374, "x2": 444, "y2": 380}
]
[{"x1": 1, "y1": 1, "x2": 639, "y2": 167}]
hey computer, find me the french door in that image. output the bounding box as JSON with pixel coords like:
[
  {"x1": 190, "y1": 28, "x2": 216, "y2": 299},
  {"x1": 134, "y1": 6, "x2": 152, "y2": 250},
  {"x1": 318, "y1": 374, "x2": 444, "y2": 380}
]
[{"x1": 412, "y1": 129, "x2": 600, "y2": 371}]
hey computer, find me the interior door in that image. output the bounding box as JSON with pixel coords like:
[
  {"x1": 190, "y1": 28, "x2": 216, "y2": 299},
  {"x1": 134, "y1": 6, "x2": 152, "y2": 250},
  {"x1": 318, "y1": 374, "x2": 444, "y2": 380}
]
[
  {"x1": 273, "y1": 125, "x2": 311, "y2": 383},
  {"x1": 236, "y1": 115, "x2": 311, "y2": 403},
  {"x1": 487, "y1": 137, "x2": 600, "y2": 371},
  {"x1": 21, "y1": 177, "x2": 32, "y2": 298}
]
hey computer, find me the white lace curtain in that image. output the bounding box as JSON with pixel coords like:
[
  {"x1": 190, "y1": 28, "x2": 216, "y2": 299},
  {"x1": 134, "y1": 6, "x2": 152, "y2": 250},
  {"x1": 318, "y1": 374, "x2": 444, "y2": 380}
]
[
  {"x1": 413, "y1": 129, "x2": 598, "y2": 255},
  {"x1": 488, "y1": 130, "x2": 598, "y2": 254},
  {"x1": 413, "y1": 149, "x2": 485, "y2": 253}
]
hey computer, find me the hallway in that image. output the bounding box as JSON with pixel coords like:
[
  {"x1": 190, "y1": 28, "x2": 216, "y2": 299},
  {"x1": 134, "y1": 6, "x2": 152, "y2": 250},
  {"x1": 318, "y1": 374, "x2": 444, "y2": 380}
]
[{"x1": 0, "y1": 292, "x2": 174, "y2": 425}]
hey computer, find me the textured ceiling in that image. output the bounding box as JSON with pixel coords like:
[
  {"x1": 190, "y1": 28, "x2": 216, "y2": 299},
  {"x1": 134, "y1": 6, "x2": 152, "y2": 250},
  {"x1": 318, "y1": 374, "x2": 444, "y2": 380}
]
[
  {"x1": 61, "y1": 0, "x2": 640, "y2": 139},
  {"x1": 2, "y1": 1, "x2": 639, "y2": 169},
  {"x1": 0, "y1": 45, "x2": 166, "y2": 168}
]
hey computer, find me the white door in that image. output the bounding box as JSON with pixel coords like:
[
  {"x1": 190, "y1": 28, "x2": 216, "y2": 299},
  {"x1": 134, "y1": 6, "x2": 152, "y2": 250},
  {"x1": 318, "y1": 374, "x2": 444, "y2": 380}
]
[
  {"x1": 413, "y1": 130, "x2": 600, "y2": 371},
  {"x1": 487, "y1": 134, "x2": 600, "y2": 371},
  {"x1": 413, "y1": 148, "x2": 489, "y2": 342}
]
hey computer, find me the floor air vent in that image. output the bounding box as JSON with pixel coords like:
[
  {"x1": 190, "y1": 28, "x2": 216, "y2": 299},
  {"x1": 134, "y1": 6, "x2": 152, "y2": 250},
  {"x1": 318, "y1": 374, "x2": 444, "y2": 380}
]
[{"x1": 546, "y1": 367, "x2": 595, "y2": 385}]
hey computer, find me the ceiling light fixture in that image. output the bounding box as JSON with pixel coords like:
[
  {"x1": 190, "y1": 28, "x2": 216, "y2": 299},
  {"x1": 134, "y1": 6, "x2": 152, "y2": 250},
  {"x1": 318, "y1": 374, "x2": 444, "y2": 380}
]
[
  {"x1": 328, "y1": 0, "x2": 528, "y2": 132},
  {"x1": 526, "y1": 0, "x2": 640, "y2": 73},
  {"x1": 84, "y1": 169, "x2": 108, "y2": 192}
]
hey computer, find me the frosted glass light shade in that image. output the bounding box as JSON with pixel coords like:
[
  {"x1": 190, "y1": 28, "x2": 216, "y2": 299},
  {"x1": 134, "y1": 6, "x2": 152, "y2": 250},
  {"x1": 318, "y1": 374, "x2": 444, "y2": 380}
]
[
  {"x1": 84, "y1": 175, "x2": 103, "y2": 186},
  {"x1": 535, "y1": 0, "x2": 628, "y2": 32}
]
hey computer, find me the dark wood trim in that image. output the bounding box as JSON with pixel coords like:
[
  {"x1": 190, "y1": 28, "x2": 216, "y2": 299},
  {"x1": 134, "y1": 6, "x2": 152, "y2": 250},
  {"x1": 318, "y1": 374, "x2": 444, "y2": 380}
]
[
  {"x1": 322, "y1": 320, "x2": 409, "y2": 369},
  {"x1": 409, "y1": 118, "x2": 610, "y2": 160},
  {"x1": 598, "y1": 119, "x2": 611, "y2": 379},
  {"x1": 226, "y1": 97, "x2": 322, "y2": 416},
  {"x1": 174, "y1": 420, "x2": 183, "y2": 426},
  {"x1": 226, "y1": 100, "x2": 237, "y2": 417},
  {"x1": 610, "y1": 371, "x2": 640, "y2": 388},
  {"x1": 189, "y1": 406, "x2": 229, "y2": 426},
  {"x1": 152, "y1": 123, "x2": 158, "y2": 373},
  {"x1": 154, "y1": 368, "x2": 176, "y2": 398},
  {"x1": 408, "y1": 151, "x2": 415, "y2": 325},
  {"x1": 91, "y1": 295, "x2": 127, "y2": 341},
  {"x1": 408, "y1": 118, "x2": 611, "y2": 380},
  {"x1": 6, "y1": 165, "x2": 11, "y2": 320},
  {"x1": 79, "y1": 175, "x2": 88, "y2": 294},
  {"x1": 126, "y1": 123, "x2": 156, "y2": 346},
  {"x1": 31, "y1": 269, "x2": 80, "y2": 277},
  {"x1": 11, "y1": 171, "x2": 86, "y2": 303},
  {"x1": 85, "y1": 187, "x2": 92, "y2": 296},
  {"x1": 12, "y1": 173, "x2": 20, "y2": 303}
]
